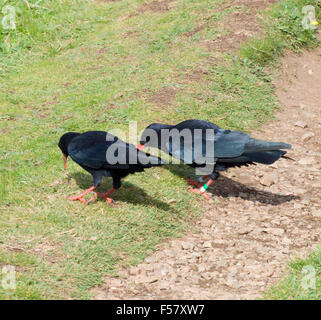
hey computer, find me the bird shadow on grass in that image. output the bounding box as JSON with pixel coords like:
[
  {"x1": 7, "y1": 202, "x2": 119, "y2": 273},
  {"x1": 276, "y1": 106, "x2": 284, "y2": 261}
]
[
  {"x1": 165, "y1": 164, "x2": 299, "y2": 206},
  {"x1": 68, "y1": 172, "x2": 173, "y2": 211}
]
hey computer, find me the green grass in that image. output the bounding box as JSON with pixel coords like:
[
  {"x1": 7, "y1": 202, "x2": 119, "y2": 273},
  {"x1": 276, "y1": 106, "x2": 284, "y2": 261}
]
[
  {"x1": 265, "y1": 247, "x2": 321, "y2": 299},
  {"x1": 0, "y1": 0, "x2": 320, "y2": 299},
  {"x1": 240, "y1": 0, "x2": 321, "y2": 66}
]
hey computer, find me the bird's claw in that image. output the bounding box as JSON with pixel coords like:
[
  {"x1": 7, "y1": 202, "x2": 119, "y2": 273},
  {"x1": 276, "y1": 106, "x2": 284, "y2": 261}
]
[
  {"x1": 105, "y1": 197, "x2": 114, "y2": 204},
  {"x1": 68, "y1": 195, "x2": 88, "y2": 204},
  {"x1": 188, "y1": 187, "x2": 211, "y2": 200}
]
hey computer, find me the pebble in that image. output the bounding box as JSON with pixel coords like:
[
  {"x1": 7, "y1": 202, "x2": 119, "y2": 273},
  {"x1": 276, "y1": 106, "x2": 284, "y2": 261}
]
[
  {"x1": 302, "y1": 132, "x2": 314, "y2": 141},
  {"x1": 311, "y1": 209, "x2": 321, "y2": 218},
  {"x1": 260, "y1": 174, "x2": 276, "y2": 187},
  {"x1": 295, "y1": 121, "x2": 308, "y2": 128},
  {"x1": 299, "y1": 157, "x2": 315, "y2": 165},
  {"x1": 200, "y1": 218, "x2": 213, "y2": 227}
]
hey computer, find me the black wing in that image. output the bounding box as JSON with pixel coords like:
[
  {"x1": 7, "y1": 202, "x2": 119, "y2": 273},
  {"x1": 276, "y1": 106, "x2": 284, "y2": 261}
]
[
  {"x1": 167, "y1": 128, "x2": 250, "y2": 164},
  {"x1": 68, "y1": 131, "x2": 161, "y2": 171}
]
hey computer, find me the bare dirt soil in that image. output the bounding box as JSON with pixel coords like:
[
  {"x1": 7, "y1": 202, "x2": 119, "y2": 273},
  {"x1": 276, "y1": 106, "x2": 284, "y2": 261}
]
[
  {"x1": 201, "y1": 0, "x2": 278, "y2": 54},
  {"x1": 92, "y1": 7, "x2": 321, "y2": 300}
]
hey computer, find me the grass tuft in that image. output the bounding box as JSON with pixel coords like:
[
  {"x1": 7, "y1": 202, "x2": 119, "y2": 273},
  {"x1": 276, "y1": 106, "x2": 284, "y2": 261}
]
[{"x1": 240, "y1": 0, "x2": 320, "y2": 66}]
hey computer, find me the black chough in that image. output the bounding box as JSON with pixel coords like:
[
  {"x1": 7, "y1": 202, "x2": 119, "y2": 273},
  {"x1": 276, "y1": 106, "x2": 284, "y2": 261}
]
[
  {"x1": 59, "y1": 131, "x2": 163, "y2": 204},
  {"x1": 138, "y1": 120, "x2": 291, "y2": 200}
]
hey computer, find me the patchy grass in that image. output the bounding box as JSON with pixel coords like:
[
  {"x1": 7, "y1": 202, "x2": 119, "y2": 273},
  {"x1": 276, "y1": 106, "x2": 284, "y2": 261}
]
[
  {"x1": 0, "y1": 0, "x2": 319, "y2": 299},
  {"x1": 265, "y1": 247, "x2": 321, "y2": 300},
  {"x1": 240, "y1": 0, "x2": 321, "y2": 66}
]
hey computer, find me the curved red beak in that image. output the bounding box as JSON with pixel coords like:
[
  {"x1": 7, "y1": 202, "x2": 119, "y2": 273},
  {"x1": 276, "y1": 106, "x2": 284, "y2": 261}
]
[
  {"x1": 137, "y1": 143, "x2": 144, "y2": 150},
  {"x1": 63, "y1": 154, "x2": 67, "y2": 170}
]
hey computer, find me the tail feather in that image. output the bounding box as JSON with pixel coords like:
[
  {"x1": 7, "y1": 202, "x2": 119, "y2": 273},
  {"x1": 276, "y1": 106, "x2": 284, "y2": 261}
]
[
  {"x1": 219, "y1": 150, "x2": 287, "y2": 166},
  {"x1": 246, "y1": 150, "x2": 287, "y2": 165},
  {"x1": 244, "y1": 139, "x2": 291, "y2": 153}
]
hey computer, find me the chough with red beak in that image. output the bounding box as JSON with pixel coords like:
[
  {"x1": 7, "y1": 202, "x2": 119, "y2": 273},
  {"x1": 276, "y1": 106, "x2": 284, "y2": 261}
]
[
  {"x1": 138, "y1": 119, "x2": 292, "y2": 200},
  {"x1": 58, "y1": 131, "x2": 163, "y2": 204}
]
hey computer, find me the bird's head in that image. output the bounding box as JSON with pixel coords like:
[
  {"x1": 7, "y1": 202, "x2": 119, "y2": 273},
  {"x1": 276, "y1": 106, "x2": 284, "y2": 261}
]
[
  {"x1": 138, "y1": 123, "x2": 172, "y2": 151},
  {"x1": 58, "y1": 132, "x2": 80, "y2": 169}
]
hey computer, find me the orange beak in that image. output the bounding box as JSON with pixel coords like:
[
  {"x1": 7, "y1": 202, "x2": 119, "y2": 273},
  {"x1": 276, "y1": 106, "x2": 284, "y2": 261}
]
[
  {"x1": 137, "y1": 143, "x2": 144, "y2": 150},
  {"x1": 63, "y1": 154, "x2": 67, "y2": 170}
]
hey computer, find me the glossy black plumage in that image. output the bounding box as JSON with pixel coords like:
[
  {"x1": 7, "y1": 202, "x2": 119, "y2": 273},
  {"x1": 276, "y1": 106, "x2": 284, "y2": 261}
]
[
  {"x1": 139, "y1": 119, "x2": 292, "y2": 179},
  {"x1": 58, "y1": 131, "x2": 163, "y2": 197}
]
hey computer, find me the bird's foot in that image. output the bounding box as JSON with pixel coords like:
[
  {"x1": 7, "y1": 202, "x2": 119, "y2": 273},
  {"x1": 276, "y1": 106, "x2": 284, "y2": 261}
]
[
  {"x1": 68, "y1": 195, "x2": 88, "y2": 204},
  {"x1": 184, "y1": 177, "x2": 202, "y2": 189},
  {"x1": 68, "y1": 186, "x2": 96, "y2": 204},
  {"x1": 188, "y1": 187, "x2": 211, "y2": 200},
  {"x1": 94, "y1": 189, "x2": 115, "y2": 204}
]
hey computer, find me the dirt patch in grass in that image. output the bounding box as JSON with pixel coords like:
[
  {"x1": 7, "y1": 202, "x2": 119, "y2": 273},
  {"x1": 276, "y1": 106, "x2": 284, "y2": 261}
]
[
  {"x1": 203, "y1": 12, "x2": 261, "y2": 53},
  {"x1": 148, "y1": 86, "x2": 178, "y2": 108},
  {"x1": 183, "y1": 23, "x2": 208, "y2": 37},
  {"x1": 203, "y1": 0, "x2": 277, "y2": 54},
  {"x1": 185, "y1": 68, "x2": 209, "y2": 82},
  {"x1": 221, "y1": 0, "x2": 278, "y2": 11},
  {"x1": 32, "y1": 242, "x2": 65, "y2": 264},
  {"x1": 139, "y1": 0, "x2": 174, "y2": 13},
  {"x1": 95, "y1": 0, "x2": 122, "y2": 3}
]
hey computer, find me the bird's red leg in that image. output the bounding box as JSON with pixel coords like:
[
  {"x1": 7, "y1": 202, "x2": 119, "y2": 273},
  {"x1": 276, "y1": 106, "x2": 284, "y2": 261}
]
[
  {"x1": 189, "y1": 178, "x2": 214, "y2": 200},
  {"x1": 69, "y1": 186, "x2": 96, "y2": 204},
  {"x1": 184, "y1": 175, "x2": 208, "y2": 188},
  {"x1": 95, "y1": 188, "x2": 115, "y2": 204}
]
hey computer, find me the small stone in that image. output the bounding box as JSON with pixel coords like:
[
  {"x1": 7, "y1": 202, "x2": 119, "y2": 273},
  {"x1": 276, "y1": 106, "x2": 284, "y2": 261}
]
[
  {"x1": 282, "y1": 237, "x2": 292, "y2": 245},
  {"x1": 295, "y1": 121, "x2": 308, "y2": 128},
  {"x1": 294, "y1": 203, "x2": 304, "y2": 209},
  {"x1": 200, "y1": 218, "x2": 213, "y2": 227},
  {"x1": 299, "y1": 157, "x2": 315, "y2": 165},
  {"x1": 302, "y1": 132, "x2": 314, "y2": 142},
  {"x1": 211, "y1": 239, "x2": 226, "y2": 248},
  {"x1": 238, "y1": 227, "x2": 253, "y2": 235},
  {"x1": 295, "y1": 188, "x2": 306, "y2": 195},
  {"x1": 147, "y1": 277, "x2": 158, "y2": 284},
  {"x1": 308, "y1": 69, "x2": 313, "y2": 75},
  {"x1": 158, "y1": 281, "x2": 170, "y2": 290},
  {"x1": 271, "y1": 228, "x2": 284, "y2": 236},
  {"x1": 260, "y1": 174, "x2": 275, "y2": 187},
  {"x1": 117, "y1": 270, "x2": 128, "y2": 278},
  {"x1": 311, "y1": 209, "x2": 321, "y2": 218},
  {"x1": 181, "y1": 242, "x2": 195, "y2": 250},
  {"x1": 198, "y1": 264, "x2": 207, "y2": 273},
  {"x1": 267, "y1": 228, "x2": 285, "y2": 236},
  {"x1": 225, "y1": 278, "x2": 240, "y2": 289},
  {"x1": 129, "y1": 267, "x2": 140, "y2": 276},
  {"x1": 145, "y1": 256, "x2": 156, "y2": 263},
  {"x1": 203, "y1": 240, "x2": 212, "y2": 248},
  {"x1": 312, "y1": 182, "x2": 321, "y2": 188}
]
